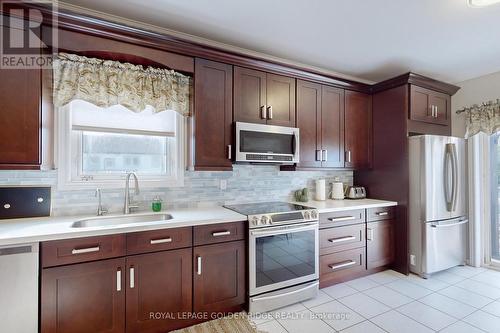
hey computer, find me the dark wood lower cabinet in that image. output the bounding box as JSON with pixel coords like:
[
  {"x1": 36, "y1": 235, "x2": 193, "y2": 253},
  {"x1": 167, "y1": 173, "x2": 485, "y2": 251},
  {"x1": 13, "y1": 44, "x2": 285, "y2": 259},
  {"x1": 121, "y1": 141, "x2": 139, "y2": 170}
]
[
  {"x1": 367, "y1": 220, "x2": 395, "y2": 269},
  {"x1": 193, "y1": 240, "x2": 246, "y2": 313},
  {"x1": 126, "y1": 248, "x2": 192, "y2": 333},
  {"x1": 41, "y1": 258, "x2": 126, "y2": 333}
]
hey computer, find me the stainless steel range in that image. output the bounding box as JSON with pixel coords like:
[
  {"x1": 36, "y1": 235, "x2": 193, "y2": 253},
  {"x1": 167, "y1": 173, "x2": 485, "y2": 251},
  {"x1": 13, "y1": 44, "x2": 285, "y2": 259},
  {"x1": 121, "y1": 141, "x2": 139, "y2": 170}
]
[{"x1": 224, "y1": 202, "x2": 319, "y2": 313}]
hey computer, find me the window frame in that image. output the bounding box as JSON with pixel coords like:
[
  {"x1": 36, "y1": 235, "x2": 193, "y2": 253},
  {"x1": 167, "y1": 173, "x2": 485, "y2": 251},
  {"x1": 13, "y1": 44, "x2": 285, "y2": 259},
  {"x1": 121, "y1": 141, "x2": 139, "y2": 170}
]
[{"x1": 56, "y1": 102, "x2": 185, "y2": 190}]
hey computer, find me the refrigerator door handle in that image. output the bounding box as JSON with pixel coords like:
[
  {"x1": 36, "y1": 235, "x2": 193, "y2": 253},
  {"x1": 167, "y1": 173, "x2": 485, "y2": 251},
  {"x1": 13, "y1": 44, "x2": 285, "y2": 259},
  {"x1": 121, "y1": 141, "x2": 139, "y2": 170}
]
[
  {"x1": 444, "y1": 144, "x2": 453, "y2": 211},
  {"x1": 450, "y1": 143, "x2": 459, "y2": 212},
  {"x1": 430, "y1": 219, "x2": 468, "y2": 228}
]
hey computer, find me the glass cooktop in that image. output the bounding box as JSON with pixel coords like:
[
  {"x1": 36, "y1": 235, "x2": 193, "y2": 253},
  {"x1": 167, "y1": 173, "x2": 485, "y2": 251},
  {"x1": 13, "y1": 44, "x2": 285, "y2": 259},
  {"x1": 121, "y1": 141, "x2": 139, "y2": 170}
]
[{"x1": 224, "y1": 201, "x2": 314, "y2": 216}]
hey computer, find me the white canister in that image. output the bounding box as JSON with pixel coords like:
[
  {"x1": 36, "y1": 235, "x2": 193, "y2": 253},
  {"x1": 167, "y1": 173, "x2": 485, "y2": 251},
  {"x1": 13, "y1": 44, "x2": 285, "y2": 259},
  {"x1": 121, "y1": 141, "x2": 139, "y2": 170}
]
[
  {"x1": 331, "y1": 179, "x2": 345, "y2": 200},
  {"x1": 315, "y1": 179, "x2": 326, "y2": 201}
]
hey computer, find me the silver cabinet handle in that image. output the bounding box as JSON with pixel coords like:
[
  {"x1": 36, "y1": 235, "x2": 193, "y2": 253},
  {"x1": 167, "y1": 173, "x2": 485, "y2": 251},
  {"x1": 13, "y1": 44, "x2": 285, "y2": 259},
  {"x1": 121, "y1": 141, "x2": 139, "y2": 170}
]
[
  {"x1": 316, "y1": 150, "x2": 322, "y2": 161},
  {"x1": 367, "y1": 228, "x2": 374, "y2": 241},
  {"x1": 429, "y1": 105, "x2": 434, "y2": 117},
  {"x1": 327, "y1": 216, "x2": 356, "y2": 222},
  {"x1": 376, "y1": 211, "x2": 389, "y2": 216},
  {"x1": 328, "y1": 235, "x2": 356, "y2": 243},
  {"x1": 212, "y1": 231, "x2": 231, "y2": 237},
  {"x1": 150, "y1": 237, "x2": 172, "y2": 245},
  {"x1": 345, "y1": 150, "x2": 352, "y2": 163},
  {"x1": 260, "y1": 105, "x2": 267, "y2": 119},
  {"x1": 129, "y1": 267, "x2": 135, "y2": 289},
  {"x1": 322, "y1": 149, "x2": 328, "y2": 162},
  {"x1": 227, "y1": 145, "x2": 232, "y2": 159},
  {"x1": 329, "y1": 260, "x2": 357, "y2": 271},
  {"x1": 116, "y1": 268, "x2": 122, "y2": 291},
  {"x1": 267, "y1": 105, "x2": 273, "y2": 119},
  {"x1": 71, "y1": 246, "x2": 100, "y2": 255},
  {"x1": 434, "y1": 105, "x2": 439, "y2": 118},
  {"x1": 197, "y1": 256, "x2": 202, "y2": 275}
]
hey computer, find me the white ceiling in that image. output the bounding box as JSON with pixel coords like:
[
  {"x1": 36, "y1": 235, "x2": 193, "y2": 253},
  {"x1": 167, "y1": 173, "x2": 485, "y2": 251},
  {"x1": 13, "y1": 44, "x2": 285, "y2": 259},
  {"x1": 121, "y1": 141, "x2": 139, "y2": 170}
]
[{"x1": 60, "y1": 0, "x2": 500, "y2": 84}]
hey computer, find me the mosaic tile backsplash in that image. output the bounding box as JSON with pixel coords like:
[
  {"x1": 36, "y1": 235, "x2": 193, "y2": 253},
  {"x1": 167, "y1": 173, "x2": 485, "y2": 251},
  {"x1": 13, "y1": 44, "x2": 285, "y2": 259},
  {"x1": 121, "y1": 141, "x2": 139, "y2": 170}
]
[{"x1": 0, "y1": 165, "x2": 352, "y2": 216}]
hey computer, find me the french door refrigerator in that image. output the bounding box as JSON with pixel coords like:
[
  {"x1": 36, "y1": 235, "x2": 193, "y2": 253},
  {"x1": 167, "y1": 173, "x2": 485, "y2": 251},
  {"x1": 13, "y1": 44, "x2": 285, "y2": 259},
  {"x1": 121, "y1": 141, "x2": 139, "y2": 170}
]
[{"x1": 409, "y1": 135, "x2": 468, "y2": 278}]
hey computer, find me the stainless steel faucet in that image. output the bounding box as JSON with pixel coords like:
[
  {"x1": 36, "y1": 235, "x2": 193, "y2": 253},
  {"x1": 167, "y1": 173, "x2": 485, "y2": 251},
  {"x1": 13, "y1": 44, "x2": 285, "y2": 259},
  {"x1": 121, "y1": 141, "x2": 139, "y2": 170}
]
[
  {"x1": 95, "y1": 188, "x2": 108, "y2": 216},
  {"x1": 124, "y1": 172, "x2": 140, "y2": 214}
]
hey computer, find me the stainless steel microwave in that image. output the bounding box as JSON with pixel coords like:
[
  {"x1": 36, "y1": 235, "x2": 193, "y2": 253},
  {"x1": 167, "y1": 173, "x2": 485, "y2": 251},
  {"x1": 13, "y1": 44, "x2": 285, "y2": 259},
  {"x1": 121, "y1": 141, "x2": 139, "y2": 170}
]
[{"x1": 235, "y1": 122, "x2": 300, "y2": 164}]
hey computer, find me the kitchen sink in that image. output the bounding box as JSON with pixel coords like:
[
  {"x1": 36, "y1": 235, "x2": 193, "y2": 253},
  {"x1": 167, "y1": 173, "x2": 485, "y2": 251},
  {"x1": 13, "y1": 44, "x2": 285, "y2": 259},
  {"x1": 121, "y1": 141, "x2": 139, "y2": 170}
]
[{"x1": 71, "y1": 213, "x2": 174, "y2": 228}]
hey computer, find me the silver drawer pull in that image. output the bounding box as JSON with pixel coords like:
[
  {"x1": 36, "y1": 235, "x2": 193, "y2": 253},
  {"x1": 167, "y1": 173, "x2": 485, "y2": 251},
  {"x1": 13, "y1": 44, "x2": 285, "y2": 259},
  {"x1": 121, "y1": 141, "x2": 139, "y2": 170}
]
[
  {"x1": 328, "y1": 236, "x2": 356, "y2": 244},
  {"x1": 376, "y1": 211, "x2": 389, "y2": 216},
  {"x1": 327, "y1": 216, "x2": 356, "y2": 222},
  {"x1": 328, "y1": 260, "x2": 357, "y2": 271},
  {"x1": 116, "y1": 269, "x2": 122, "y2": 292},
  {"x1": 197, "y1": 256, "x2": 202, "y2": 275},
  {"x1": 367, "y1": 228, "x2": 374, "y2": 241},
  {"x1": 71, "y1": 246, "x2": 100, "y2": 255},
  {"x1": 212, "y1": 231, "x2": 231, "y2": 237},
  {"x1": 130, "y1": 267, "x2": 135, "y2": 288},
  {"x1": 150, "y1": 238, "x2": 172, "y2": 245}
]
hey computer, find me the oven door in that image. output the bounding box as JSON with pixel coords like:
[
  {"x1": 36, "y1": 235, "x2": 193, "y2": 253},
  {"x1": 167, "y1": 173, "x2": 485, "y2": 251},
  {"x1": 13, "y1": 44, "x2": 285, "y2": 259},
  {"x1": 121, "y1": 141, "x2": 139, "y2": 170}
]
[
  {"x1": 249, "y1": 221, "x2": 319, "y2": 296},
  {"x1": 235, "y1": 122, "x2": 299, "y2": 163}
]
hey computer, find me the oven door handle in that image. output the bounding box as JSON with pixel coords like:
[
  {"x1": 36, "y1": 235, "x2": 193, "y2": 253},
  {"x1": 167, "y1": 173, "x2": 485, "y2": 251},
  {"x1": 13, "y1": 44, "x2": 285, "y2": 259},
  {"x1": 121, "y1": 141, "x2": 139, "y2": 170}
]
[{"x1": 250, "y1": 222, "x2": 318, "y2": 236}]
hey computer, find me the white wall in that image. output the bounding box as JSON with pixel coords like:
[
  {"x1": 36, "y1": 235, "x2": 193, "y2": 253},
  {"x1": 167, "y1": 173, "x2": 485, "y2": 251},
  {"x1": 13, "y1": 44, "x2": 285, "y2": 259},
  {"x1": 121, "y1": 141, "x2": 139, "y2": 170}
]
[{"x1": 452, "y1": 71, "x2": 500, "y2": 138}]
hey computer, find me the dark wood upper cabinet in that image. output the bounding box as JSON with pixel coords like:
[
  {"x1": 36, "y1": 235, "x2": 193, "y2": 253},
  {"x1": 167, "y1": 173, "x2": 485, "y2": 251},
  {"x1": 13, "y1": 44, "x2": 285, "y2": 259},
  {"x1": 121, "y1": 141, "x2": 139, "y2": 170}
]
[
  {"x1": 410, "y1": 85, "x2": 450, "y2": 127},
  {"x1": 366, "y1": 220, "x2": 395, "y2": 269},
  {"x1": 0, "y1": 24, "x2": 41, "y2": 169},
  {"x1": 193, "y1": 240, "x2": 246, "y2": 313},
  {"x1": 345, "y1": 91, "x2": 372, "y2": 169},
  {"x1": 296, "y1": 80, "x2": 344, "y2": 169},
  {"x1": 194, "y1": 58, "x2": 233, "y2": 171},
  {"x1": 266, "y1": 74, "x2": 296, "y2": 127},
  {"x1": 126, "y1": 248, "x2": 192, "y2": 333},
  {"x1": 234, "y1": 66, "x2": 295, "y2": 127},
  {"x1": 321, "y1": 86, "x2": 345, "y2": 168},
  {"x1": 41, "y1": 258, "x2": 126, "y2": 333},
  {"x1": 296, "y1": 80, "x2": 322, "y2": 168}
]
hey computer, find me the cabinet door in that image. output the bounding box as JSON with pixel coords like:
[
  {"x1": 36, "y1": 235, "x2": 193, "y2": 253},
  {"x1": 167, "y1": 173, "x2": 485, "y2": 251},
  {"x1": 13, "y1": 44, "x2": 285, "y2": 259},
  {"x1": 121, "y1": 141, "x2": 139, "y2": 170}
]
[
  {"x1": 266, "y1": 73, "x2": 296, "y2": 127},
  {"x1": 234, "y1": 66, "x2": 267, "y2": 124},
  {"x1": 41, "y1": 258, "x2": 125, "y2": 333},
  {"x1": 126, "y1": 248, "x2": 192, "y2": 333},
  {"x1": 344, "y1": 91, "x2": 372, "y2": 169},
  {"x1": 194, "y1": 58, "x2": 233, "y2": 170},
  {"x1": 321, "y1": 86, "x2": 345, "y2": 168},
  {"x1": 193, "y1": 240, "x2": 246, "y2": 313},
  {"x1": 0, "y1": 26, "x2": 41, "y2": 169},
  {"x1": 429, "y1": 91, "x2": 450, "y2": 126},
  {"x1": 367, "y1": 220, "x2": 395, "y2": 269},
  {"x1": 296, "y1": 80, "x2": 322, "y2": 168},
  {"x1": 409, "y1": 85, "x2": 432, "y2": 123}
]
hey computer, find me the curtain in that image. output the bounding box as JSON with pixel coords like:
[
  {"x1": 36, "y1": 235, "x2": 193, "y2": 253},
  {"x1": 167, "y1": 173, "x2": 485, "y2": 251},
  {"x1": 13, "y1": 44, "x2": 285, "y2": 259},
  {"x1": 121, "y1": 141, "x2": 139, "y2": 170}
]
[
  {"x1": 461, "y1": 100, "x2": 500, "y2": 138},
  {"x1": 52, "y1": 53, "x2": 191, "y2": 116}
]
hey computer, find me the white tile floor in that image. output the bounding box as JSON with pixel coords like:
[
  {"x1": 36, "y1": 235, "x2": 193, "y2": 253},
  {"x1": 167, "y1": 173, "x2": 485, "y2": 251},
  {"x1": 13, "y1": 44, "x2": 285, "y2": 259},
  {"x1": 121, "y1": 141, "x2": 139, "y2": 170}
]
[{"x1": 251, "y1": 266, "x2": 500, "y2": 333}]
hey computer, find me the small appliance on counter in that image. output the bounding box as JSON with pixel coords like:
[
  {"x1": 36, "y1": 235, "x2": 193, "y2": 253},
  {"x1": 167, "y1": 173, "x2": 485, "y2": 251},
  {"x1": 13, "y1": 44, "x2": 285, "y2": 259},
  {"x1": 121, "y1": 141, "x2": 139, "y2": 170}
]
[
  {"x1": 344, "y1": 186, "x2": 367, "y2": 199},
  {"x1": 329, "y1": 177, "x2": 344, "y2": 200}
]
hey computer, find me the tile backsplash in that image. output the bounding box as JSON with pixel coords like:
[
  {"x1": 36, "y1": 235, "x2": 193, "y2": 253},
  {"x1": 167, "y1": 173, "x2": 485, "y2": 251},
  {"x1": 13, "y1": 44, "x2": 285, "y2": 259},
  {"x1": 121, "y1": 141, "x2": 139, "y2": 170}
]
[{"x1": 0, "y1": 165, "x2": 352, "y2": 216}]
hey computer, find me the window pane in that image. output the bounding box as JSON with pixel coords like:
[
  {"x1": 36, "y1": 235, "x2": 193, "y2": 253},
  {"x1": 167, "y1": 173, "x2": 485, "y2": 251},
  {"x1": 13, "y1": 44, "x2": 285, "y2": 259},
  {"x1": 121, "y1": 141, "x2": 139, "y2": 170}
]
[
  {"x1": 491, "y1": 132, "x2": 500, "y2": 261},
  {"x1": 81, "y1": 131, "x2": 171, "y2": 175}
]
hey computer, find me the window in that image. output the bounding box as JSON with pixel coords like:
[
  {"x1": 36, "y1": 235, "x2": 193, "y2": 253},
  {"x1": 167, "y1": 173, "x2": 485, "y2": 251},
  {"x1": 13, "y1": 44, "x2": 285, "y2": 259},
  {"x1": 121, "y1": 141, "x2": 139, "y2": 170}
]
[{"x1": 57, "y1": 100, "x2": 184, "y2": 189}]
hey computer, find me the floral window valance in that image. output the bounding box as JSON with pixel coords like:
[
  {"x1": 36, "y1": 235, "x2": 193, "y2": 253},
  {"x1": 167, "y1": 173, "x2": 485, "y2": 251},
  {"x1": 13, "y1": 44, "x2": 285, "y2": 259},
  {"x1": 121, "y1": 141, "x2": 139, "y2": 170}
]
[
  {"x1": 52, "y1": 53, "x2": 191, "y2": 116},
  {"x1": 457, "y1": 99, "x2": 500, "y2": 138}
]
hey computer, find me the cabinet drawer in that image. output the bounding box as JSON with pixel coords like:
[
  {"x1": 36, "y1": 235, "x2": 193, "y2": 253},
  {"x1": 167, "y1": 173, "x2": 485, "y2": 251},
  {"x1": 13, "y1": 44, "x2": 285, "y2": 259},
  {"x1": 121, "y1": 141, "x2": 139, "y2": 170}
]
[
  {"x1": 367, "y1": 206, "x2": 396, "y2": 222},
  {"x1": 126, "y1": 227, "x2": 192, "y2": 255},
  {"x1": 194, "y1": 221, "x2": 246, "y2": 246},
  {"x1": 41, "y1": 235, "x2": 126, "y2": 268},
  {"x1": 320, "y1": 209, "x2": 365, "y2": 228},
  {"x1": 320, "y1": 224, "x2": 365, "y2": 255},
  {"x1": 320, "y1": 247, "x2": 366, "y2": 286}
]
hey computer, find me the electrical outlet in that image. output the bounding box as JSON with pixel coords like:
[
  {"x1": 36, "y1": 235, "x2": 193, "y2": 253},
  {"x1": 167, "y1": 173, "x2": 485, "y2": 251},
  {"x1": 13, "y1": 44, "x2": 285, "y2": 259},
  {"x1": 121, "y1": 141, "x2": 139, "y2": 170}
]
[
  {"x1": 410, "y1": 254, "x2": 416, "y2": 266},
  {"x1": 220, "y1": 179, "x2": 227, "y2": 191}
]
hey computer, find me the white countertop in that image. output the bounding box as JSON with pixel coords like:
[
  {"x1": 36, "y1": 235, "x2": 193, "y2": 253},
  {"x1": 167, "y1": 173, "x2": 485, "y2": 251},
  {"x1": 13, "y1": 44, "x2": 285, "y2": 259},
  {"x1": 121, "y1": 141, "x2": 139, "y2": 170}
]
[
  {"x1": 0, "y1": 199, "x2": 397, "y2": 246},
  {"x1": 0, "y1": 207, "x2": 246, "y2": 247},
  {"x1": 293, "y1": 198, "x2": 397, "y2": 213}
]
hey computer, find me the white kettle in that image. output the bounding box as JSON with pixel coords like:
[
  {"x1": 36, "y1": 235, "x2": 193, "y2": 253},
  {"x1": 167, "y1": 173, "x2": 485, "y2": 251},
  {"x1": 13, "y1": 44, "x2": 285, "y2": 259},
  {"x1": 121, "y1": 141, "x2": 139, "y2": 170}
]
[{"x1": 330, "y1": 177, "x2": 345, "y2": 200}]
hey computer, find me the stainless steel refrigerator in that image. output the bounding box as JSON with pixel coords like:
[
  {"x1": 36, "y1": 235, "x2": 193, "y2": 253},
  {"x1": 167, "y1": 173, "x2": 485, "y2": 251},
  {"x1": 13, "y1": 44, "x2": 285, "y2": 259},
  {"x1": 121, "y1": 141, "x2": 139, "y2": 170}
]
[{"x1": 409, "y1": 135, "x2": 468, "y2": 278}]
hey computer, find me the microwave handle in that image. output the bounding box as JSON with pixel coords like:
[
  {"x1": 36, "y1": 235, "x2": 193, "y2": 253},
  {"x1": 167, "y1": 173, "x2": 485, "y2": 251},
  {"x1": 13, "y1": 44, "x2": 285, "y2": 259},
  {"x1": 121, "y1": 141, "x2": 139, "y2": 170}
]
[{"x1": 292, "y1": 132, "x2": 297, "y2": 155}]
